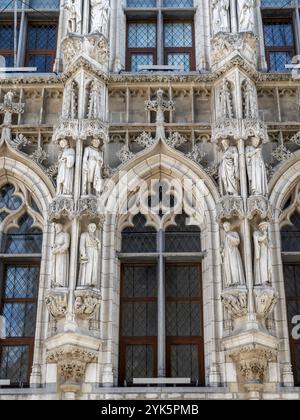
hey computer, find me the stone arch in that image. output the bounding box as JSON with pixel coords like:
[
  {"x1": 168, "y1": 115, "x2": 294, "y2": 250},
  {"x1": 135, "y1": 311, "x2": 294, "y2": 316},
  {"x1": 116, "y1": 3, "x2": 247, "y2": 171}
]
[
  {"x1": 99, "y1": 140, "x2": 223, "y2": 386},
  {"x1": 0, "y1": 154, "x2": 55, "y2": 387},
  {"x1": 268, "y1": 157, "x2": 300, "y2": 386}
]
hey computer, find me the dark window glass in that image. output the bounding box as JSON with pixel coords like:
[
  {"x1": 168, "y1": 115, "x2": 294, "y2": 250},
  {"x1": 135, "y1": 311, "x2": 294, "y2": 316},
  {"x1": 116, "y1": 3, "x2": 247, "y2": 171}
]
[
  {"x1": 26, "y1": 23, "x2": 57, "y2": 72},
  {"x1": 3, "y1": 214, "x2": 42, "y2": 254},
  {"x1": 122, "y1": 213, "x2": 157, "y2": 253},
  {"x1": 165, "y1": 213, "x2": 201, "y2": 253},
  {"x1": 281, "y1": 213, "x2": 300, "y2": 252},
  {"x1": 263, "y1": 20, "x2": 295, "y2": 72}
]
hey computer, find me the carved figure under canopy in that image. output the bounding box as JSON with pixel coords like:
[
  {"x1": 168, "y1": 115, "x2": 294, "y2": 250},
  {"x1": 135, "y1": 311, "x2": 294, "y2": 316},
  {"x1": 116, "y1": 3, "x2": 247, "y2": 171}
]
[
  {"x1": 222, "y1": 222, "x2": 246, "y2": 288},
  {"x1": 90, "y1": 0, "x2": 110, "y2": 37},
  {"x1": 246, "y1": 138, "x2": 268, "y2": 196},
  {"x1": 56, "y1": 139, "x2": 75, "y2": 196},
  {"x1": 82, "y1": 138, "x2": 104, "y2": 196},
  {"x1": 52, "y1": 224, "x2": 70, "y2": 288},
  {"x1": 78, "y1": 223, "x2": 100, "y2": 288},
  {"x1": 253, "y1": 222, "x2": 272, "y2": 286},
  {"x1": 219, "y1": 140, "x2": 239, "y2": 196}
]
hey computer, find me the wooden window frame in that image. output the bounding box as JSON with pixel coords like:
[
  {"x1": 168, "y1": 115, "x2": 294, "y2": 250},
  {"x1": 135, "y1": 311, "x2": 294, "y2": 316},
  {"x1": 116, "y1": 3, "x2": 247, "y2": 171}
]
[
  {"x1": 126, "y1": 19, "x2": 157, "y2": 71},
  {"x1": 25, "y1": 21, "x2": 58, "y2": 72},
  {"x1": 263, "y1": 18, "x2": 296, "y2": 72},
  {"x1": 165, "y1": 262, "x2": 204, "y2": 385},
  {"x1": 119, "y1": 262, "x2": 158, "y2": 385},
  {"x1": 163, "y1": 19, "x2": 195, "y2": 71},
  {"x1": 0, "y1": 259, "x2": 40, "y2": 388},
  {"x1": 283, "y1": 261, "x2": 300, "y2": 387}
]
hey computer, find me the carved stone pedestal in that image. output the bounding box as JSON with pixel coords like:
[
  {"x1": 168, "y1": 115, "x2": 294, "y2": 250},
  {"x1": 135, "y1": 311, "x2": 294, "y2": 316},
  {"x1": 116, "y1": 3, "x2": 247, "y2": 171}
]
[
  {"x1": 49, "y1": 196, "x2": 75, "y2": 222},
  {"x1": 223, "y1": 330, "x2": 278, "y2": 398},
  {"x1": 254, "y1": 285, "x2": 278, "y2": 320},
  {"x1": 74, "y1": 288, "x2": 101, "y2": 330},
  {"x1": 46, "y1": 332, "x2": 101, "y2": 400},
  {"x1": 217, "y1": 196, "x2": 244, "y2": 223}
]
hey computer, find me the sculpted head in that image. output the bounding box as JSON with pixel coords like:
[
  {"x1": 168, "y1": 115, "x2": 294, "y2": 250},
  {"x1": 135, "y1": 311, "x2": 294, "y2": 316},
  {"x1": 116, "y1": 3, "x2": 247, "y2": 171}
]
[
  {"x1": 88, "y1": 223, "x2": 97, "y2": 233},
  {"x1": 91, "y1": 138, "x2": 101, "y2": 149},
  {"x1": 59, "y1": 139, "x2": 69, "y2": 149},
  {"x1": 222, "y1": 139, "x2": 229, "y2": 151},
  {"x1": 252, "y1": 137, "x2": 260, "y2": 148},
  {"x1": 55, "y1": 223, "x2": 63, "y2": 234},
  {"x1": 223, "y1": 222, "x2": 231, "y2": 233},
  {"x1": 259, "y1": 222, "x2": 269, "y2": 233}
]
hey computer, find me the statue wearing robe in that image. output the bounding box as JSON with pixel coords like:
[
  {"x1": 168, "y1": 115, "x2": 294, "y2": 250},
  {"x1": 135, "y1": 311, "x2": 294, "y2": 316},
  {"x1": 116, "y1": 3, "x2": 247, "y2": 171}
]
[
  {"x1": 56, "y1": 141, "x2": 75, "y2": 196},
  {"x1": 246, "y1": 141, "x2": 268, "y2": 196},
  {"x1": 254, "y1": 223, "x2": 272, "y2": 286},
  {"x1": 52, "y1": 224, "x2": 70, "y2": 288},
  {"x1": 78, "y1": 224, "x2": 100, "y2": 288},
  {"x1": 222, "y1": 223, "x2": 246, "y2": 288},
  {"x1": 90, "y1": 0, "x2": 110, "y2": 36}
]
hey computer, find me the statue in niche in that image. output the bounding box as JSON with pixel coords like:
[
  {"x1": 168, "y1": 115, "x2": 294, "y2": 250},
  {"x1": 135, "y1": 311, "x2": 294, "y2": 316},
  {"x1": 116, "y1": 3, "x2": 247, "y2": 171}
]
[
  {"x1": 56, "y1": 139, "x2": 75, "y2": 196},
  {"x1": 253, "y1": 222, "x2": 272, "y2": 286},
  {"x1": 243, "y1": 80, "x2": 258, "y2": 119},
  {"x1": 222, "y1": 222, "x2": 246, "y2": 288},
  {"x1": 64, "y1": 0, "x2": 82, "y2": 34},
  {"x1": 219, "y1": 140, "x2": 239, "y2": 196},
  {"x1": 88, "y1": 80, "x2": 102, "y2": 120},
  {"x1": 82, "y1": 138, "x2": 104, "y2": 196},
  {"x1": 238, "y1": 0, "x2": 255, "y2": 33},
  {"x1": 63, "y1": 80, "x2": 78, "y2": 120},
  {"x1": 219, "y1": 79, "x2": 234, "y2": 119},
  {"x1": 78, "y1": 223, "x2": 100, "y2": 288},
  {"x1": 212, "y1": 0, "x2": 230, "y2": 34},
  {"x1": 51, "y1": 224, "x2": 70, "y2": 288},
  {"x1": 246, "y1": 137, "x2": 268, "y2": 196},
  {"x1": 90, "y1": 0, "x2": 110, "y2": 37}
]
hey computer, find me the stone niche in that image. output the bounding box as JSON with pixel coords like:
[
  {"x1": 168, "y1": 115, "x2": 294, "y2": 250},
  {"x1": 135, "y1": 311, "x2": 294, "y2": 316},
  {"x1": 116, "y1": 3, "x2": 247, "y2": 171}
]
[
  {"x1": 257, "y1": 88, "x2": 278, "y2": 122},
  {"x1": 279, "y1": 88, "x2": 300, "y2": 123},
  {"x1": 128, "y1": 88, "x2": 148, "y2": 123},
  {"x1": 108, "y1": 89, "x2": 126, "y2": 123},
  {"x1": 194, "y1": 88, "x2": 212, "y2": 123},
  {"x1": 173, "y1": 89, "x2": 192, "y2": 123}
]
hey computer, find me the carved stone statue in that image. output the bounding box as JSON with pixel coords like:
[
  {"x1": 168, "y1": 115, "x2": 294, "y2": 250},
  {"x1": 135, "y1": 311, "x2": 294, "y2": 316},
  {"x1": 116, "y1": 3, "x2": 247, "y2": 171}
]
[
  {"x1": 212, "y1": 0, "x2": 230, "y2": 34},
  {"x1": 88, "y1": 80, "x2": 102, "y2": 119},
  {"x1": 52, "y1": 224, "x2": 70, "y2": 288},
  {"x1": 253, "y1": 222, "x2": 272, "y2": 286},
  {"x1": 63, "y1": 80, "x2": 78, "y2": 120},
  {"x1": 64, "y1": 0, "x2": 82, "y2": 34},
  {"x1": 238, "y1": 0, "x2": 255, "y2": 33},
  {"x1": 222, "y1": 222, "x2": 246, "y2": 288},
  {"x1": 246, "y1": 138, "x2": 268, "y2": 196},
  {"x1": 90, "y1": 0, "x2": 110, "y2": 37},
  {"x1": 219, "y1": 79, "x2": 234, "y2": 119},
  {"x1": 243, "y1": 80, "x2": 258, "y2": 119},
  {"x1": 78, "y1": 223, "x2": 100, "y2": 288},
  {"x1": 56, "y1": 139, "x2": 75, "y2": 196},
  {"x1": 82, "y1": 138, "x2": 104, "y2": 196},
  {"x1": 219, "y1": 140, "x2": 239, "y2": 196},
  {"x1": 0, "y1": 91, "x2": 24, "y2": 142}
]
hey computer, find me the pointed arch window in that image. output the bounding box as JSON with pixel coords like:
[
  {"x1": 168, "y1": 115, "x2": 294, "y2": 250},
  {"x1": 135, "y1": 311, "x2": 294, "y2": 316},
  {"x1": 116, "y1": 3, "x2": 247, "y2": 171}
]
[
  {"x1": 119, "y1": 211, "x2": 204, "y2": 386},
  {"x1": 281, "y1": 199, "x2": 300, "y2": 386},
  {"x1": 0, "y1": 183, "x2": 43, "y2": 388}
]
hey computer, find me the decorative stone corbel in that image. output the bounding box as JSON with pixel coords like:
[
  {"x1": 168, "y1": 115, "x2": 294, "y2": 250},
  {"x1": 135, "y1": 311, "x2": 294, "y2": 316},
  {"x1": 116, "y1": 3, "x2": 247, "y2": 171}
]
[
  {"x1": 254, "y1": 285, "x2": 278, "y2": 319},
  {"x1": 247, "y1": 195, "x2": 273, "y2": 222},
  {"x1": 217, "y1": 196, "x2": 244, "y2": 223},
  {"x1": 221, "y1": 287, "x2": 248, "y2": 319},
  {"x1": 49, "y1": 197, "x2": 75, "y2": 222},
  {"x1": 77, "y1": 197, "x2": 105, "y2": 224},
  {"x1": 47, "y1": 344, "x2": 97, "y2": 399},
  {"x1": 74, "y1": 289, "x2": 101, "y2": 321},
  {"x1": 45, "y1": 290, "x2": 68, "y2": 320}
]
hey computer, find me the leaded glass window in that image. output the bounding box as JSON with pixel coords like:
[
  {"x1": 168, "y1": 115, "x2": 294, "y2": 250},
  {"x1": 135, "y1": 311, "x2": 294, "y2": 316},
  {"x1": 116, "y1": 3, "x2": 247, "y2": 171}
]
[
  {"x1": 26, "y1": 23, "x2": 58, "y2": 72},
  {"x1": 119, "y1": 211, "x2": 204, "y2": 385},
  {"x1": 0, "y1": 183, "x2": 42, "y2": 388},
  {"x1": 127, "y1": 22, "x2": 157, "y2": 71},
  {"x1": 0, "y1": 24, "x2": 14, "y2": 68},
  {"x1": 263, "y1": 20, "x2": 295, "y2": 72},
  {"x1": 281, "y1": 213, "x2": 300, "y2": 386},
  {"x1": 164, "y1": 22, "x2": 194, "y2": 71}
]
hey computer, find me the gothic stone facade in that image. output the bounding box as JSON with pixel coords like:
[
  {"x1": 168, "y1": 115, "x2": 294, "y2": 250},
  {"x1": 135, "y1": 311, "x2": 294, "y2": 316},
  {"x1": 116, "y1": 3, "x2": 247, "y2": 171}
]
[{"x1": 0, "y1": 0, "x2": 300, "y2": 401}]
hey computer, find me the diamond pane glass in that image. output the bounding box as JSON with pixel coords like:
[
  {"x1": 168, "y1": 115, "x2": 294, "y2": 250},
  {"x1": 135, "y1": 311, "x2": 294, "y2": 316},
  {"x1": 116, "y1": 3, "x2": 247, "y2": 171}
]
[
  {"x1": 0, "y1": 346, "x2": 30, "y2": 386},
  {"x1": 128, "y1": 23, "x2": 156, "y2": 48},
  {"x1": 164, "y1": 23, "x2": 192, "y2": 48},
  {"x1": 283, "y1": 265, "x2": 300, "y2": 298},
  {"x1": 3, "y1": 303, "x2": 37, "y2": 337},
  {"x1": 122, "y1": 302, "x2": 157, "y2": 336},
  {"x1": 281, "y1": 213, "x2": 300, "y2": 252},
  {"x1": 4, "y1": 214, "x2": 42, "y2": 254},
  {"x1": 165, "y1": 213, "x2": 201, "y2": 253},
  {"x1": 166, "y1": 265, "x2": 200, "y2": 298},
  {"x1": 0, "y1": 25, "x2": 14, "y2": 50},
  {"x1": 122, "y1": 214, "x2": 157, "y2": 253},
  {"x1": 269, "y1": 51, "x2": 292, "y2": 72},
  {"x1": 27, "y1": 54, "x2": 53, "y2": 73},
  {"x1": 123, "y1": 265, "x2": 157, "y2": 298},
  {"x1": 125, "y1": 345, "x2": 153, "y2": 382},
  {"x1": 167, "y1": 302, "x2": 201, "y2": 336},
  {"x1": 4, "y1": 266, "x2": 39, "y2": 299},
  {"x1": 167, "y1": 53, "x2": 190, "y2": 71},
  {"x1": 127, "y1": 0, "x2": 157, "y2": 6},
  {"x1": 27, "y1": 24, "x2": 57, "y2": 50},
  {"x1": 0, "y1": 184, "x2": 22, "y2": 211},
  {"x1": 264, "y1": 23, "x2": 294, "y2": 47},
  {"x1": 131, "y1": 53, "x2": 153, "y2": 72},
  {"x1": 170, "y1": 344, "x2": 199, "y2": 382}
]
